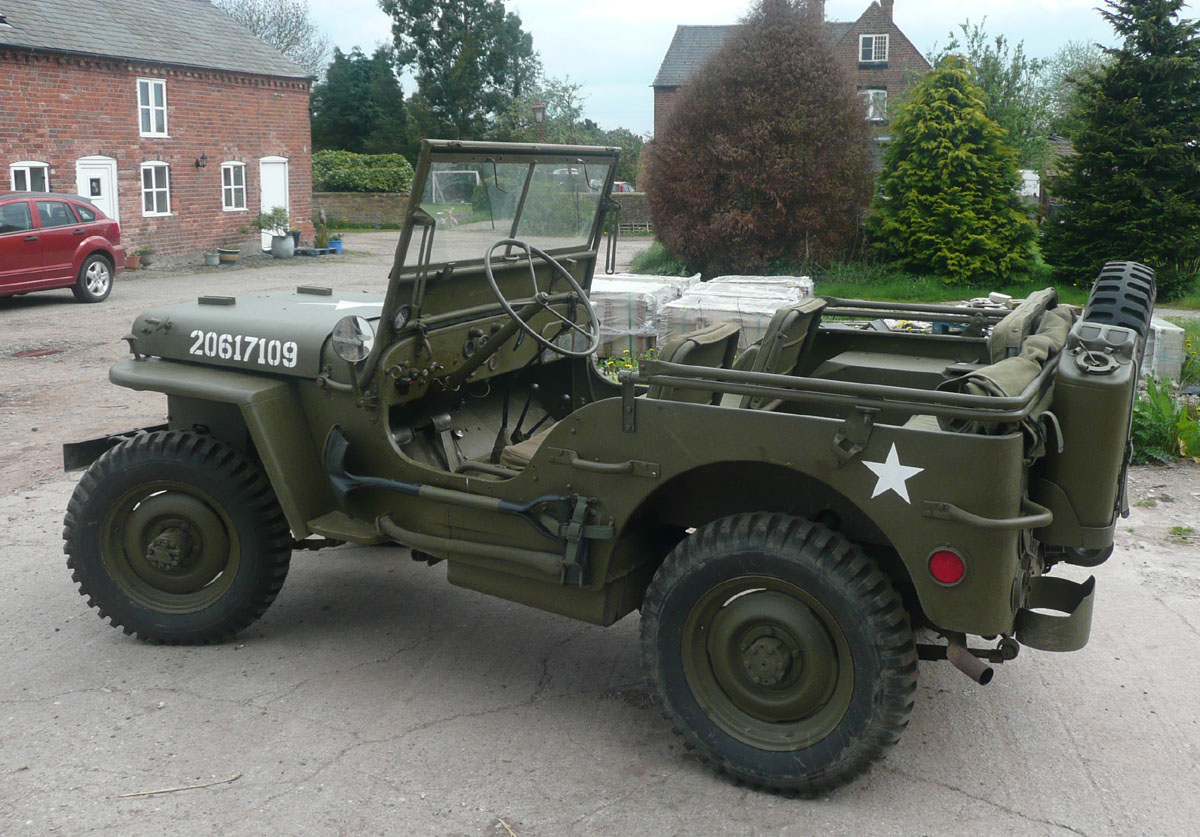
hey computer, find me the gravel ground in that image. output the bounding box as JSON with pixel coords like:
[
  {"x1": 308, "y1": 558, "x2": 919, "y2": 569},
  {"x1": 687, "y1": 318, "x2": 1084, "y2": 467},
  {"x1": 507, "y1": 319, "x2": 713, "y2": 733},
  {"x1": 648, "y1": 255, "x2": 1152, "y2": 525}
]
[{"x1": 1, "y1": 235, "x2": 1198, "y2": 835}]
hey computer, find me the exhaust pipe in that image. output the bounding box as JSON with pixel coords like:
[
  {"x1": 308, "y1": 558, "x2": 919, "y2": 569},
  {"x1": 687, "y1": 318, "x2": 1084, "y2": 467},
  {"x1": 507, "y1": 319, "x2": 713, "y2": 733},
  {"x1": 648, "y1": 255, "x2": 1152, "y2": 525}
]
[{"x1": 946, "y1": 634, "x2": 994, "y2": 685}]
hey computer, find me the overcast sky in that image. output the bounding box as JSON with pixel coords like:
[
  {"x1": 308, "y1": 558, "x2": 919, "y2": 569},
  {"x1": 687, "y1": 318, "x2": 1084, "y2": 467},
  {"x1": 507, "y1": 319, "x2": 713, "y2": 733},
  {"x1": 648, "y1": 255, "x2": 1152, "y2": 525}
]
[{"x1": 308, "y1": 0, "x2": 1191, "y2": 137}]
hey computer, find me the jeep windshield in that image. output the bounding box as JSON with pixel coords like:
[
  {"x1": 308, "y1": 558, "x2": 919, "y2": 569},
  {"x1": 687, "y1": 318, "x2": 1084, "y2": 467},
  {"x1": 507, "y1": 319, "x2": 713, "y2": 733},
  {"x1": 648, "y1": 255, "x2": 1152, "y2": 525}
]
[{"x1": 393, "y1": 141, "x2": 619, "y2": 277}]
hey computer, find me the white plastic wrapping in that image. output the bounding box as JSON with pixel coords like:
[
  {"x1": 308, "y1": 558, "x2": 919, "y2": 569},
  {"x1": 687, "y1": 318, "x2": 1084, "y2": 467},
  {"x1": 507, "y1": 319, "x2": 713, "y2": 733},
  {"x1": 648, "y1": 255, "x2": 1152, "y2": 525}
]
[
  {"x1": 588, "y1": 273, "x2": 701, "y2": 356},
  {"x1": 657, "y1": 275, "x2": 814, "y2": 350},
  {"x1": 1144, "y1": 317, "x2": 1186, "y2": 380}
]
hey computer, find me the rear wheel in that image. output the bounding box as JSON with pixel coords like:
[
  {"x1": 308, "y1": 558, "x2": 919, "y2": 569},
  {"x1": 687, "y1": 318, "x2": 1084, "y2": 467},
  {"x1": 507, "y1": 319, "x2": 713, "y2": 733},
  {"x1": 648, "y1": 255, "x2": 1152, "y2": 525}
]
[
  {"x1": 63, "y1": 431, "x2": 292, "y2": 643},
  {"x1": 640, "y1": 513, "x2": 917, "y2": 795},
  {"x1": 1082, "y1": 261, "x2": 1156, "y2": 365},
  {"x1": 72, "y1": 254, "x2": 113, "y2": 303}
]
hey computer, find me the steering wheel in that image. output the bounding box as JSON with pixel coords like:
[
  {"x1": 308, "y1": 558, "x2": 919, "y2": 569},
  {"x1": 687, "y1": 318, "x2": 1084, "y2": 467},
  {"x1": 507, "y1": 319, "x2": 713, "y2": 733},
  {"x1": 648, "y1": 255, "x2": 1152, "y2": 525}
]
[{"x1": 483, "y1": 239, "x2": 602, "y2": 358}]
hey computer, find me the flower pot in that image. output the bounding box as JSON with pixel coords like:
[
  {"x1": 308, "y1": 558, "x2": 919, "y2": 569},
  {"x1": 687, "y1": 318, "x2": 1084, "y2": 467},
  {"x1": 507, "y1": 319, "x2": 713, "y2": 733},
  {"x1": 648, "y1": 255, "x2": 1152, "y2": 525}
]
[
  {"x1": 218, "y1": 247, "x2": 239, "y2": 265},
  {"x1": 329, "y1": 240, "x2": 343, "y2": 254},
  {"x1": 125, "y1": 255, "x2": 141, "y2": 270},
  {"x1": 203, "y1": 252, "x2": 220, "y2": 267},
  {"x1": 270, "y1": 234, "x2": 295, "y2": 259},
  {"x1": 139, "y1": 252, "x2": 154, "y2": 267}
]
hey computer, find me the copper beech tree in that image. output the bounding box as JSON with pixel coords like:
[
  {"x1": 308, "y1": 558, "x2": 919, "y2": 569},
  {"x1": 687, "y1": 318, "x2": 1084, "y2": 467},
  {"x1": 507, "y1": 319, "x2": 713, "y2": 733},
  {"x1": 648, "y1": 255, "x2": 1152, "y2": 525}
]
[{"x1": 646, "y1": 0, "x2": 873, "y2": 275}]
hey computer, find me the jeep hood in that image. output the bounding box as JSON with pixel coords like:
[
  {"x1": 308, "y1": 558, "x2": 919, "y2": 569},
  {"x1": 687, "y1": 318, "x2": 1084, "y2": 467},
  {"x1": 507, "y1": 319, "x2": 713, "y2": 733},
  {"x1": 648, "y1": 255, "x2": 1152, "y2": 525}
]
[{"x1": 125, "y1": 290, "x2": 385, "y2": 379}]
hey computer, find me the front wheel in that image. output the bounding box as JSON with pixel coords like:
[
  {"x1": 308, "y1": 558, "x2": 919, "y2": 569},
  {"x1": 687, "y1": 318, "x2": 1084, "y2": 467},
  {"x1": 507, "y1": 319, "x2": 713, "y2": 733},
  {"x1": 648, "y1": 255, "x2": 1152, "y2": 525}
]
[
  {"x1": 63, "y1": 431, "x2": 292, "y2": 643},
  {"x1": 640, "y1": 514, "x2": 916, "y2": 795},
  {"x1": 72, "y1": 254, "x2": 113, "y2": 303}
]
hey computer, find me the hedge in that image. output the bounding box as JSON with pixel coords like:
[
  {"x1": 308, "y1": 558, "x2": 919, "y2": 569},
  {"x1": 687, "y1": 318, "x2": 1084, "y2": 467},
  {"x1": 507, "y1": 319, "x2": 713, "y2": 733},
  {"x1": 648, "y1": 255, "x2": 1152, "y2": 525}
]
[{"x1": 313, "y1": 150, "x2": 414, "y2": 194}]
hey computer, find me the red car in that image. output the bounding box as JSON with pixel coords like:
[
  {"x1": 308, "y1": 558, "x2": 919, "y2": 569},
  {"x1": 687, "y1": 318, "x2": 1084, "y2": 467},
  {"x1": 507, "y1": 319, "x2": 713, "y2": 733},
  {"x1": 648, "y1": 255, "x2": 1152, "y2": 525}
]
[{"x1": 0, "y1": 191, "x2": 125, "y2": 303}]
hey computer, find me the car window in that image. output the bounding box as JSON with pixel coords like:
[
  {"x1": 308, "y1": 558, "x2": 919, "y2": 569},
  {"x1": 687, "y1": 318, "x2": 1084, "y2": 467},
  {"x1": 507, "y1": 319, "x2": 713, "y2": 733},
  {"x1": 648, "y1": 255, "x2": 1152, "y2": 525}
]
[
  {"x1": 37, "y1": 200, "x2": 78, "y2": 228},
  {"x1": 75, "y1": 203, "x2": 97, "y2": 222},
  {"x1": 0, "y1": 201, "x2": 33, "y2": 234}
]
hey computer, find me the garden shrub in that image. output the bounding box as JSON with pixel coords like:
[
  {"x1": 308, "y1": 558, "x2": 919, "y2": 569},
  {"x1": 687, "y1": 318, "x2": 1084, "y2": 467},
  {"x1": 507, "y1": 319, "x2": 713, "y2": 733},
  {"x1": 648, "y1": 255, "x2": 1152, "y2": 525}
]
[
  {"x1": 644, "y1": 0, "x2": 874, "y2": 276},
  {"x1": 313, "y1": 150, "x2": 415, "y2": 193},
  {"x1": 870, "y1": 57, "x2": 1038, "y2": 285}
]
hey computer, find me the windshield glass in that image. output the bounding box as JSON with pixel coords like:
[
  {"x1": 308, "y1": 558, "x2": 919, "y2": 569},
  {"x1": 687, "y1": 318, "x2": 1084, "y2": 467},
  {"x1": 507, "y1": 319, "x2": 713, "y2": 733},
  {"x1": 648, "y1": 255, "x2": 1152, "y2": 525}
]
[{"x1": 402, "y1": 157, "x2": 612, "y2": 271}]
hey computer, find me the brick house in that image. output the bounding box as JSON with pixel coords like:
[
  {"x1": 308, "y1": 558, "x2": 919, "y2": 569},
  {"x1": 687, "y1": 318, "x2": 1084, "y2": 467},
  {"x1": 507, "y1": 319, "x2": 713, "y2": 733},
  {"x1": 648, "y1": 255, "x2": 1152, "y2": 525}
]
[
  {"x1": 0, "y1": 0, "x2": 314, "y2": 261},
  {"x1": 652, "y1": 0, "x2": 931, "y2": 161}
]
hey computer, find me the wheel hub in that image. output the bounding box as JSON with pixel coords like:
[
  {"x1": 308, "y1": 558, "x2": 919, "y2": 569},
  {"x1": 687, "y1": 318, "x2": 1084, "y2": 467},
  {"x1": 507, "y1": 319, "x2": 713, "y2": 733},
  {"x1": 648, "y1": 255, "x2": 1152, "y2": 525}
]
[
  {"x1": 741, "y1": 634, "x2": 794, "y2": 687},
  {"x1": 144, "y1": 523, "x2": 195, "y2": 571}
]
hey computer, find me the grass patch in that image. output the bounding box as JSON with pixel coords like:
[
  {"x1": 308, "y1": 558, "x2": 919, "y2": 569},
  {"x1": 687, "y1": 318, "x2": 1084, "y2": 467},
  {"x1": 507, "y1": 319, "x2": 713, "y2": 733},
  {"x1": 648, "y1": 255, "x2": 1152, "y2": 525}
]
[
  {"x1": 628, "y1": 241, "x2": 694, "y2": 277},
  {"x1": 813, "y1": 262, "x2": 1089, "y2": 306}
]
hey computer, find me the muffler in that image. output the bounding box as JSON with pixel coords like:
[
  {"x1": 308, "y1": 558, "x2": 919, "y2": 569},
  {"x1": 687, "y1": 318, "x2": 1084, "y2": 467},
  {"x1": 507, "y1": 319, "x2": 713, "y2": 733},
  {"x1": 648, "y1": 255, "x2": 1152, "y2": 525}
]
[{"x1": 946, "y1": 634, "x2": 994, "y2": 685}]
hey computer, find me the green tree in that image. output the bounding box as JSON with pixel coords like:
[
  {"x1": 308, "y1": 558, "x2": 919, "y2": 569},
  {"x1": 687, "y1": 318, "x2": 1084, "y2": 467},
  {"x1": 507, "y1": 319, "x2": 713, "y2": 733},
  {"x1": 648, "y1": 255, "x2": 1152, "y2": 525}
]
[
  {"x1": 1040, "y1": 41, "x2": 1110, "y2": 139},
  {"x1": 646, "y1": 0, "x2": 874, "y2": 275},
  {"x1": 311, "y1": 48, "x2": 414, "y2": 158},
  {"x1": 933, "y1": 20, "x2": 1050, "y2": 168},
  {"x1": 1043, "y1": 0, "x2": 1200, "y2": 299},
  {"x1": 871, "y1": 57, "x2": 1037, "y2": 284},
  {"x1": 379, "y1": 0, "x2": 540, "y2": 139}
]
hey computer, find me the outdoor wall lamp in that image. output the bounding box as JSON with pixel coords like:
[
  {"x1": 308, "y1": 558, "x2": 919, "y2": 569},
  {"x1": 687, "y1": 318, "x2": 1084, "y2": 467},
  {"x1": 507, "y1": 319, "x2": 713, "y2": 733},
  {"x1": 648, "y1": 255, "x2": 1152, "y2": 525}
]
[{"x1": 195, "y1": 153, "x2": 208, "y2": 169}]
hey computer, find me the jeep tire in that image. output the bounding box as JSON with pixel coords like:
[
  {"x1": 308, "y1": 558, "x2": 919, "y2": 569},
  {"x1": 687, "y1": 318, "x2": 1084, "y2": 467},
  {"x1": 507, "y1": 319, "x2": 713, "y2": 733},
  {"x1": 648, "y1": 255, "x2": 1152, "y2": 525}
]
[
  {"x1": 63, "y1": 431, "x2": 292, "y2": 644},
  {"x1": 640, "y1": 513, "x2": 917, "y2": 796},
  {"x1": 1082, "y1": 261, "x2": 1156, "y2": 365}
]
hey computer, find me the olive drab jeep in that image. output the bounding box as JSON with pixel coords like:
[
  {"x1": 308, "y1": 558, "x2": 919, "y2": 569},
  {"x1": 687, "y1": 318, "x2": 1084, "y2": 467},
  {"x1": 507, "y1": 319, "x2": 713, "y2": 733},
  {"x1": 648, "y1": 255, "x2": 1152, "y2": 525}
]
[{"x1": 63, "y1": 140, "x2": 1156, "y2": 795}]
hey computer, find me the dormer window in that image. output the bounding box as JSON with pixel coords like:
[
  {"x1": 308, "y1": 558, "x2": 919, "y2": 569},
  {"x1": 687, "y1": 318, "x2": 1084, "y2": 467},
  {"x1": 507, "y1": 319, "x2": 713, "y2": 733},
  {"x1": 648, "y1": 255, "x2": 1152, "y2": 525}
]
[{"x1": 860, "y1": 34, "x2": 889, "y2": 64}]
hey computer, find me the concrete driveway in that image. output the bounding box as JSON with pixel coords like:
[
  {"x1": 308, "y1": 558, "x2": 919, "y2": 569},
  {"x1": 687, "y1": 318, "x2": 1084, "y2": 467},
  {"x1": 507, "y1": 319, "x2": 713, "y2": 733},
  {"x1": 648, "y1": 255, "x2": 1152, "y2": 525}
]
[{"x1": 1, "y1": 236, "x2": 1197, "y2": 834}]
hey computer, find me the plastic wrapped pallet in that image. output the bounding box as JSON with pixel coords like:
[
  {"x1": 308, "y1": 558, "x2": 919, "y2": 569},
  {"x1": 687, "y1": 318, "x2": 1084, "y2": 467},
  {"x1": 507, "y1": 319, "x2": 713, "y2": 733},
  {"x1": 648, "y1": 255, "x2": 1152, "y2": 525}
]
[
  {"x1": 588, "y1": 274, "x2": 700, "y2": 357},
  {"x1": 659, "y1": 290, "x2": 804, "y2": 351},
  {"x1": 707, "y1": 275, "x2": 815, "y2": 299},
  {"x1": 1143, "y1": 317, "x2": 1186, "y2": 380}
]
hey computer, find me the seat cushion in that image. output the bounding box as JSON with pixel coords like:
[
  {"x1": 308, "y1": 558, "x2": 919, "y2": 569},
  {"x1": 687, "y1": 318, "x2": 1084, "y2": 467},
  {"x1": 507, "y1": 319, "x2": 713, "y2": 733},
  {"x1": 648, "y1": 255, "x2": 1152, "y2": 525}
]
[{"x1": 498, "y1": 422, "x2": 559, "y2": 470}]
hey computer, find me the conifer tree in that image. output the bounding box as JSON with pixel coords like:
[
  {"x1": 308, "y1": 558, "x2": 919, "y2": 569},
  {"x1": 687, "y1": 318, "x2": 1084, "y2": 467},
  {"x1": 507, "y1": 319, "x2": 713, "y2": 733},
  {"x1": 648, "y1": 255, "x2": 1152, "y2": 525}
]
[
  {"x1": 1043, "y1": 0, "x2": 1200, "y2": 299},
  {"x1": 870, "y1": 57, "x2": 1037, "y2": 284}
]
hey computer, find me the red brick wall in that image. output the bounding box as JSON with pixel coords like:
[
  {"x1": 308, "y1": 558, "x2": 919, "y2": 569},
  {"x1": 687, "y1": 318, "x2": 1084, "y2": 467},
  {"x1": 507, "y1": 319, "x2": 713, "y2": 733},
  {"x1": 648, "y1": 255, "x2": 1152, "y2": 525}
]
[
  {"x1": 0, "y1": 48, "x2": 313, "y2": 261},
  {"x1": 653, "y1": 88, "x2": 683, "y2": 139},
  {"x1": 835, "y1": 3, "x2": 931, "y2": 129}
]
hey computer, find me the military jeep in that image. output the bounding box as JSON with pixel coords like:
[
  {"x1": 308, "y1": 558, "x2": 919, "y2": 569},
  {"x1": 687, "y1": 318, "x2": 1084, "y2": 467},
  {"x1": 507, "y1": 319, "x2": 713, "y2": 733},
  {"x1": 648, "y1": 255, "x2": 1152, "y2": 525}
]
[{"x1": 64, "y1": 140, "x2": 1155, "y2": 795}]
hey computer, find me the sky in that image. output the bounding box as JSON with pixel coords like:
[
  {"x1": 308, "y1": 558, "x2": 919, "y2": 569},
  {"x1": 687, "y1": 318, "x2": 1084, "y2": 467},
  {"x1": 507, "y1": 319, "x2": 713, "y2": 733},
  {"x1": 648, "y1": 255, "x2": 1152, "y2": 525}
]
[{"x1": 308, "y1": 0, "x2": 1192, "y2": 137}]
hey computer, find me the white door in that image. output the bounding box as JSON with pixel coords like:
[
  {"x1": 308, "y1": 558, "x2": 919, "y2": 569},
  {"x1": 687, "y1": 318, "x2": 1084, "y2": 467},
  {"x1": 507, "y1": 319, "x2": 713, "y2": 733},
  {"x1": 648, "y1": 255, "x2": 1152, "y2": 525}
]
[
  {"x1": 75, "y1": 156, "x2": 119, "y2": 222},
  {"x1": 259, "y1": 156, "x2": 290, "y2": 251}
]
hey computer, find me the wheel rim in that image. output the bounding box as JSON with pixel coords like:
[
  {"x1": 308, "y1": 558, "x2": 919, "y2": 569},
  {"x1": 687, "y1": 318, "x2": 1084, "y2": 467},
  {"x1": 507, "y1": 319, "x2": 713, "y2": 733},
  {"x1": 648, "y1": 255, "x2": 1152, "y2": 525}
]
[
  {"x1": 101, "y1": 481, "x2": 240, "y2": 613},
  {"x1": 86, "y1": 261, "x2": 111, "y2": 295},
  {"x1": 681, "y1": 575, "x2": 854, "y2": 751}
]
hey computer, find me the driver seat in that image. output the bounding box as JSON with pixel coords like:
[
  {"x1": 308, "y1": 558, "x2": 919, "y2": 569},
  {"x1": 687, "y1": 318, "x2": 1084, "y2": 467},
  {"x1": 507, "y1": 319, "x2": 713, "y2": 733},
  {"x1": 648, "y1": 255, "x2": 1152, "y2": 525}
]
[{"x1": 498, "y1": 322, "x2": 744, "y2": 471}]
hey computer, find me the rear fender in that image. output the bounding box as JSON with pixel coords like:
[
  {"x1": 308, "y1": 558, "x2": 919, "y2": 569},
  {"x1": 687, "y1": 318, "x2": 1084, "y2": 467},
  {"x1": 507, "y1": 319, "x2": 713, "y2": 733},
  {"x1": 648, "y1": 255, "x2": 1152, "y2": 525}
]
[{"x1": 109, "y1": 358, "x2": 334, "y2": 537}]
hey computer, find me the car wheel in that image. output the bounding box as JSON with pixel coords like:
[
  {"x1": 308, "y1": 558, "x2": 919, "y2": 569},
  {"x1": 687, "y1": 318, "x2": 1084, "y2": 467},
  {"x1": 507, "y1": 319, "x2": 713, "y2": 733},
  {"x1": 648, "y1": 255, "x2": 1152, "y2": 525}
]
[
  {"x1": 72, "y1": 254, "x2": 114, "y2": 303},
  {"x1": 1082, "y1": 261, "x2": 1156, "y2": 366},
  {"x1": 640, "y1": 513, "x2": 917, "y2": 795},
  {"x1": 63, "y1": 431, "x2": 292, "y2": 644}
]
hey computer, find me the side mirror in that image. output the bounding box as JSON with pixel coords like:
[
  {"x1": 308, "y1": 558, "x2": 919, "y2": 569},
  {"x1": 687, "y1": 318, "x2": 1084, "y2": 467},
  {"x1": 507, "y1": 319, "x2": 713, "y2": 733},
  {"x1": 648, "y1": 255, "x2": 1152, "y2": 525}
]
[{"x1": 331, "y1": 315, "x2": 376, "y2": 363}]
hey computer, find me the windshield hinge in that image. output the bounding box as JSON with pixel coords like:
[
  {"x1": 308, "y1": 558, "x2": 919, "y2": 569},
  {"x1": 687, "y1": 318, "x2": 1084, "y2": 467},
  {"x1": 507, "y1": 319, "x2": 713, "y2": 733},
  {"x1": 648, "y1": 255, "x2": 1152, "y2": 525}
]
[{"x1": 833, "y1": 407, "x2": 879, "y2": 469}]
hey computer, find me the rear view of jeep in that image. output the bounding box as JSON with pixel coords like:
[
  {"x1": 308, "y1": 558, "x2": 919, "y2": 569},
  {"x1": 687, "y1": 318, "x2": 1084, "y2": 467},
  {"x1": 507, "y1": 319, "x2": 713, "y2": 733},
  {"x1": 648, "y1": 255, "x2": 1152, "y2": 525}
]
[{"x1": 63, "y1": 140, "x2": 1153, "y2": 795}]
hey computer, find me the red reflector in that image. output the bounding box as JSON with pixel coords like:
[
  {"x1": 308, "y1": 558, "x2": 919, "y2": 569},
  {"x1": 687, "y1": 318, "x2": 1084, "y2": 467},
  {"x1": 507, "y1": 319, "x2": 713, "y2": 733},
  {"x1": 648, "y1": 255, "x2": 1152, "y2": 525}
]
[{"x1": 929, "y1": 551, "x2": 965, "y2": 585}]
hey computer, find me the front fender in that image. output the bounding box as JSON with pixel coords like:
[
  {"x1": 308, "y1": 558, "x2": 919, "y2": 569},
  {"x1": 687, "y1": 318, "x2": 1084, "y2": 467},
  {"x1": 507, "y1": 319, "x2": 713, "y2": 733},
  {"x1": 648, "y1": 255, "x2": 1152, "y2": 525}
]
[{"x1": 109, "y1": 358, "x2": 334, "y2": 537}]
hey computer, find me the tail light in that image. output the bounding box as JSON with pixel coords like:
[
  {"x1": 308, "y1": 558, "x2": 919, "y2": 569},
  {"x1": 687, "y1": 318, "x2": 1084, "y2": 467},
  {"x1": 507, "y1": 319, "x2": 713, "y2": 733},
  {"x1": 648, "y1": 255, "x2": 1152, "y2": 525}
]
[{"x1": 929, "y1": 550, "x2": 966, "y2": 586}]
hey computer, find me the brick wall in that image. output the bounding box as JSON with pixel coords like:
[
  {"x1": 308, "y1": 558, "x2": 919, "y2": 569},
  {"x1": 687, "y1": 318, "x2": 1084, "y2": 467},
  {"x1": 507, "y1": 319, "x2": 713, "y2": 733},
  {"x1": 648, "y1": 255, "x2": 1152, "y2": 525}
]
[
  {"x1": 612, "y1": 192, "x2": 651, "y2": 231},
  {"x1": 0, "y1": 48, "x2": 313, "y2": 260},
  {"x1": 835, "y1": 3, "x2": 931, "y2": 132},
  {"x1": 653, "y1": 88, "x2": 683, "y2": 139},
  {"x1": 312, "y1": 192, "x2": 409, "y2": 228}
]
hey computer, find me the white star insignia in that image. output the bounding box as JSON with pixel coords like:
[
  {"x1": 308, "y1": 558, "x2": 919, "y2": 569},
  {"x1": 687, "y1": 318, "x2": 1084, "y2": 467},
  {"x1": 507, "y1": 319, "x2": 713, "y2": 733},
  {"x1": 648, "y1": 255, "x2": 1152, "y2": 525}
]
[{"x1": 863, "y1": 443, "x2": 924, "y2": 504}]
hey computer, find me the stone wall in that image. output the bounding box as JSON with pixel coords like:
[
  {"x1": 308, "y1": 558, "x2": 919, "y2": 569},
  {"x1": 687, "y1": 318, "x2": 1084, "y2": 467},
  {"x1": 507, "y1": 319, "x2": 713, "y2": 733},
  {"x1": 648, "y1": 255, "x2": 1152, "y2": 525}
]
[{"x1": 312, "y1": 192, "x2": 410, "y2": 228}]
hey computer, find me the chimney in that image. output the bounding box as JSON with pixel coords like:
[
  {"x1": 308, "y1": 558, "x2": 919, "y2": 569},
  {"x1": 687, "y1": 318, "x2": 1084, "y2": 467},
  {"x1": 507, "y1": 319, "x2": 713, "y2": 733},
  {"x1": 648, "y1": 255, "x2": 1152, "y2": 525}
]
[{"x1": 881, "y1": 0, "x2": 894, "y2": 21}]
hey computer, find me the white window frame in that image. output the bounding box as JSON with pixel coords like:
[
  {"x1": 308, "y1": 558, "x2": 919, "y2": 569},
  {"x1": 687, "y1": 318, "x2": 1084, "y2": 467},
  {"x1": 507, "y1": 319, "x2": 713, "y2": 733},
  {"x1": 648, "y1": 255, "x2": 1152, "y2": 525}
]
[
  {"x1": 140, "y1": 162, "x2": 172, "y2": 217},
  {"x1": 860, "y1": 89, "x2": 888, "y2": 122},
  {"x1": 221, "y1": 162, "x2": 247, "y2": 211},
  {"x1": 860, "y1": 34, "x2": 890, "y2": 64},
  {"x1": 137, "y1": 78, "x2": 169, "y2": 137},
  {"x1": 10, "y1": 161, "x2": 50, "y2": 192}
]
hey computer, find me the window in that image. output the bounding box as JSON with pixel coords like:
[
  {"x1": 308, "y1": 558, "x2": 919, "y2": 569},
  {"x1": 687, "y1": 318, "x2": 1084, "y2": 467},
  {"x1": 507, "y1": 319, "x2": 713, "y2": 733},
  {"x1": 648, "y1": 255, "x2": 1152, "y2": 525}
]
[
  {"x1": 860, "y1": 89, "x2": 888, "y2": 122},
  {"x1": 75, "y1": 203, "x2": 97, "y2": 222},
  {"x1": 0, "y1": 201, "x2": 33, "y2": 234},
  {"x1": 138, "y1": 78, "x2": 168, "y2": 136},
  {"x1": 141, "y1": 163, "x2": 171, "y2": 216},
  {"x1": 37, "y1": 201, "x2": 78, "y2": 228},
  {"x1": 222, "y1": 162, "x2": 247, "y2": 211},
  {"x1": 10, "y1": 161, "x2": 49, "y2": 192},
  {"x1": 860, "y1": 34, "x2": 889, "y2": 64}
]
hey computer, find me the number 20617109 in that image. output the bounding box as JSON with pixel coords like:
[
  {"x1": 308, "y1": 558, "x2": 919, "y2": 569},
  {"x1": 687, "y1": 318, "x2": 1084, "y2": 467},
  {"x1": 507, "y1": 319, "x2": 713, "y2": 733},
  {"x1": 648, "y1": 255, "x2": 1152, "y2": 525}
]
[{"x1": 189, "y1": 330, "x2": 299, "y2": 368}]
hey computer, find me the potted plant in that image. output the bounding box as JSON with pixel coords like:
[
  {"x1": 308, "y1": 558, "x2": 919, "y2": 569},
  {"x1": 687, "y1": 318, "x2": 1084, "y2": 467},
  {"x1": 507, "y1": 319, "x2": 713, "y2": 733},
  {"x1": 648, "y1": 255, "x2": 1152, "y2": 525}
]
[
  {"x1": 217, "y1": 245, "x2": 240, "y2": 265},
  {"x1": 125, "y1": 247, "x2": 150, "y2": 270},
  {"x1": 137, "y1": 246, "x2": 156, "y2": 268},
  {"x1": 252, "y1": 207, "x2": 295, "y2": 259},
  {"x1": 203, "y1": 252, "x2": 220, "y2": 267},
  {"x1": 329, "y1": 232, "x2": 343, "y2": 255}
]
